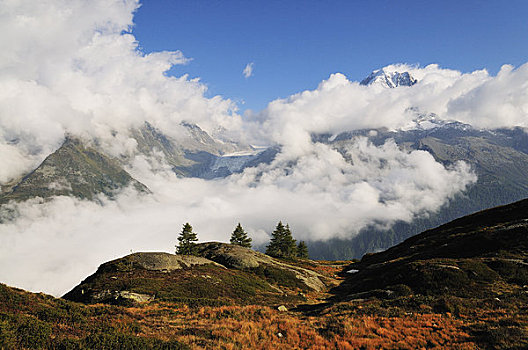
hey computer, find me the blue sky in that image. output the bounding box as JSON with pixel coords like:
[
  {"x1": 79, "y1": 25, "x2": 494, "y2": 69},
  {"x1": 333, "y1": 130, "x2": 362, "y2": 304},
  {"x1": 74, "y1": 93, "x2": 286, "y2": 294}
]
[{"x1": 132, "y1": 0, "x2": 528, "y2": 113}]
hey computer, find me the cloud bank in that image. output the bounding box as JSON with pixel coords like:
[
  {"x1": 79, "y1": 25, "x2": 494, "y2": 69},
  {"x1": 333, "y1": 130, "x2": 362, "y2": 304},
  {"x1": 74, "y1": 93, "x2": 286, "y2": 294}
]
[
  {"x1": 0, "y1": 0, "x2": 241, "y2": 183},
  {"x1": 247, "y1": 63, "x2": 528, "y2": 149},
  {"x1": 0, "y1": 143, "x2": 476, "y2": 296},
  {"x1": 0, "y1": 1, "x2": 525, "y2": 295}
]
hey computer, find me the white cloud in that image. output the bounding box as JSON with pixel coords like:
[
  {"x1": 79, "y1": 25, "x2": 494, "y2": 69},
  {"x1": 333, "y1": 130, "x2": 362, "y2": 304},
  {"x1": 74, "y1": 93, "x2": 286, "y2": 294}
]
[
  {"x1": 0, "y1": 140, "x2": 476, "y2": 296},
  {"x1": 246, "y1": 62, "x2": 528, "y2": 147},
  {"x1": 0, "y1": 0, "x2": 242, "y2": 182},
  {"x1": 0, "y1": 0, "x2": 525, "y2": 297},
  {"x1": 243, "y1": 62, "x2": 254, "y2": 78}
]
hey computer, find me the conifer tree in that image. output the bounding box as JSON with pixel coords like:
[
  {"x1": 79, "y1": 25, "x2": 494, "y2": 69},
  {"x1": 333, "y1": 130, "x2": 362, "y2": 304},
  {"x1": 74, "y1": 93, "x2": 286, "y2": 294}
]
[
  {"x1": 297, "y1": 241, "x2": 309, "y2": 259},
  {"x1": 282, "y1": 224, "x2": 298, "y2": 258},
  {"x1": 176, "y1": 222, "x2": 198, "y2": 255},
  {"x1": 265, "y1": 221, "x2": 297, "y2": 259},
  {"x1": 230, "y1": 223, "x2": 252, "y2": 248},
  {"x1": 265, "y1": 221, "x2": 285, "y2": 258}
]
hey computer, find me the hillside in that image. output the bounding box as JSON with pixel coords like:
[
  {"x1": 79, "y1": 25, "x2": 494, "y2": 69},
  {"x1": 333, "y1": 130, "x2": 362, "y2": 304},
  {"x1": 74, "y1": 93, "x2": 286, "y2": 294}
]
[
  {"x1": 63, "y1": 243, "x2": 330, "y2": 307},
  {"x1": 325, "y1": 198, "x2": 528, "y2": 348},
  {"x1": 1, "y1": 200, "x2": 528, "y2": 348},
  {"x1": 333, "y1": 197, "x2": 528, "y2": 297}
]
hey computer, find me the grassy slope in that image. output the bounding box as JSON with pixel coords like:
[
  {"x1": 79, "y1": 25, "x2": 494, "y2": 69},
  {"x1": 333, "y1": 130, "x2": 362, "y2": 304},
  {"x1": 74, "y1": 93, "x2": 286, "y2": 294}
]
[
  {"x1": 2, "y1": 199, "x2": 528, "y2": 348},
  {"x1": 62, "y1": 249, "x2": 334, "y2": 308},
  {"x1": 0, "y1": 265, "x2": 476, "y2": 350},
  {"x1": 327, "y1": 198, "x2": 528, "y2": 348}
]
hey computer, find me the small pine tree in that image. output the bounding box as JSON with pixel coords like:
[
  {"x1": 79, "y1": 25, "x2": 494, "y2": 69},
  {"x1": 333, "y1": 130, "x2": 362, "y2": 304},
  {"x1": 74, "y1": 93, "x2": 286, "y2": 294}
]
[
  {"x1": 297, "y1": 241, "x2": 309, "y2": 259},
  {"x1": 265, "y1": 221, "x2": 286, "y2": 258},
  {"x1": 282, "y1": 224, "x2": 298, "y2": 258},
  {"x1": 176, "y1": 222, "x2": 198, "y2": 255},
  {"x1": 266, "y1": 221, "x2": 297, "y2": 259},
  {"x1": 230, "y1": 223, "x2": 252, "y2": 248}
]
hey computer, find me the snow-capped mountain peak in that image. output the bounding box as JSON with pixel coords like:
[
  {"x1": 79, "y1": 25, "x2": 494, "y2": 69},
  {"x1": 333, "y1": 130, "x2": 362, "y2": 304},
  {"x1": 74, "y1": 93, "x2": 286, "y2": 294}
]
[{"x1": 360, "y1": 68, "x2": 417, "y2": 88}]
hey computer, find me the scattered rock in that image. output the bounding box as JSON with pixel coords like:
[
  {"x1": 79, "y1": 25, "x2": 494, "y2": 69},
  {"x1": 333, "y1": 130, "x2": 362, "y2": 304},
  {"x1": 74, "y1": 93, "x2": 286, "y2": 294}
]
[
  {"x1": 117, "y1": 291, "x2": 154, "y2": 303},
  {"x1": 278, "y1": 305, "x2": 288, "y2": 312},
  {"x1": 92, "y1": 290, "x2": 154, "y2": 304}
]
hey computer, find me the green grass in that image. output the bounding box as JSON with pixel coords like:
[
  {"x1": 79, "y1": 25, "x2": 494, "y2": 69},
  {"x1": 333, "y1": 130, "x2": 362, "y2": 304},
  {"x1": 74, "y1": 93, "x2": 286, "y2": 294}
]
[{"x1": 252, "y1": 265, "x2": 309, "y2": 290}]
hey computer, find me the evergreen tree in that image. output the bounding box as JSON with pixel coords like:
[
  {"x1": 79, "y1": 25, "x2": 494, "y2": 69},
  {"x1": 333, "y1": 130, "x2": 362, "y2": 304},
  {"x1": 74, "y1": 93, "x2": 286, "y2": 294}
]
[
  {"x1": 297, "y1": 241, "x2": 309, "y2": 259},
  {"x1": 230, "y1": 223, "x2": 252, "y2": 248},
  {"x1": 265, "y1": 221, "x2": 286, "y2": 258},
  {"x1": 265, "y1": 221, "x2": 297, "y2": 259},
  {"x1": 283, "y1": 224, "x2": 298, "y2": 258},
  {"x1": 176, "y1": 222, "x2": 198, "y2": 255}
]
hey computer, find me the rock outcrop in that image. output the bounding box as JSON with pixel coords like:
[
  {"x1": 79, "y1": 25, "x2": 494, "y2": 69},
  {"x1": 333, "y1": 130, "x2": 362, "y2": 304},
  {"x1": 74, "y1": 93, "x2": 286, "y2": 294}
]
[
  {"x1": 196, "y1": 242, "x2": 326, "y2": 292},
  {"x1": 104, "y1": 252, "x2": 224, "y2": 272},
  {"x1": 64, "y1": 244, "x2": 328, "y2": 306}
]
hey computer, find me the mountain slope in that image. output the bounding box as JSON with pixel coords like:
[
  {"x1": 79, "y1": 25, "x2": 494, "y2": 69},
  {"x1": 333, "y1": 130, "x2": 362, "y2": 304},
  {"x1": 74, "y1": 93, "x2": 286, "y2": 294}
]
[
  {"x1": 0, "y1": 137, "x2": 148, "y2": 204},
  {"x1": 314, "y1": 198, "x2": 528, "y2": 349},
  {"x1": 129, "y1": 121, "x2": 264, "y2": 178},
  {"x1": 0, "y1": 277, "x2": 476, "y2": 349},
  {"x1": 336, "y1": 197, "x2": 528, "y2": 294}
]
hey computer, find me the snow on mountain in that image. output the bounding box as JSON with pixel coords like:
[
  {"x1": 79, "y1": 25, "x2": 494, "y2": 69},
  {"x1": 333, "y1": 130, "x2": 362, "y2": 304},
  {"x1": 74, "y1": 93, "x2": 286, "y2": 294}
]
[
  {"x1": 209, "y1": 153, "x2": 260, "y2": 174},
  {"x1": 360, "y1": 68, "x2": 417, "y2": 88},
  {"x1": 400, "y1": 112, "x2": 472, "y2": 132}
]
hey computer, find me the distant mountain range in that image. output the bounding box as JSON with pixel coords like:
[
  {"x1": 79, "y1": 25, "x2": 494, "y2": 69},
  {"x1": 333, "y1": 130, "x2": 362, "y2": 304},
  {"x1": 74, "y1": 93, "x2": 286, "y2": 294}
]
[
  {"x1": 0, "y1": 121, "x2": 271, "y2": 204},
  {"x1": 1, "y1": 68, "x2": 528, "y2": 260},
  {"x1": 309, "y1": 117, "x2": 528, "y2": 259}
]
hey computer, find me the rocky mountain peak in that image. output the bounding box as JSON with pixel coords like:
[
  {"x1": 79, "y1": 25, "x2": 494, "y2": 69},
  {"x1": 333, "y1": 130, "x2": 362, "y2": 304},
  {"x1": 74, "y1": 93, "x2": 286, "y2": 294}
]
[{"x1": 360, "y1": 68, "x2": 417, "y2": 88}]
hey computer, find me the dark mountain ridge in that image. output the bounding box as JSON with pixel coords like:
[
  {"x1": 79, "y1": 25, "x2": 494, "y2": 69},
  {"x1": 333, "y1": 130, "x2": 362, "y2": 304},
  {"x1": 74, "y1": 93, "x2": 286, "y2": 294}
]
[{"x1": 333, "y1": 197, "x2": 528, "y2": 301}]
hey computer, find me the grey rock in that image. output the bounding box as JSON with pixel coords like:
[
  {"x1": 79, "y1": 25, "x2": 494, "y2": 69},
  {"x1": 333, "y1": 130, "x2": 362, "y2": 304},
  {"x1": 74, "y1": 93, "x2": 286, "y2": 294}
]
[
  {"x1": 195, "y1": 242, "x2": 326, "y2": 291},
  {"x1": 107, "y1": 252, "x2": 224, "y2": 272}
]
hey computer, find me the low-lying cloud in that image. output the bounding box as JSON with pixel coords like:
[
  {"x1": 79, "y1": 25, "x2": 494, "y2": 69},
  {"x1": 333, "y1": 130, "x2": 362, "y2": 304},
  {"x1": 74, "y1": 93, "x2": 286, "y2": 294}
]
[
  {"x1": 0, "y1": 139, "x2": 476, "y2": 296},
  {"x1": 0, "y1": 0, "x2": 525, "y2": 295}
]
